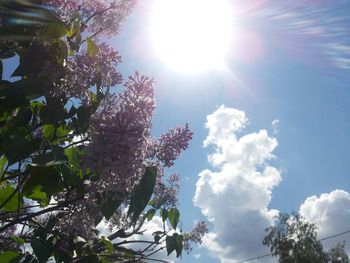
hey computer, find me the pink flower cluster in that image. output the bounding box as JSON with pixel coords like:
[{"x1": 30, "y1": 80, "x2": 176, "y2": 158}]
[
  {"x1": 153, "y1": 174, "x2": 180, "y2": 208},
  {"x1": 47, "y1": 0, "x2": 136, "y2": 38},
  {"x1": 84, "y1": 72, "x2": 155, "y2": 193},
  {"x1": 83, "y1": 71, "x2": 193, "y2": 196},
  {"x1": 86, "y1": 0, "x2": 137, "y2": 38},
  {"x1": 58, "y1": 198, "x2": 98, "y2": 239},
  {"x1": 155, "y1": 124, "x2": 193, "y2": 167},
  {"x1": 184, "y1": 221, "x2": 209, "y2": 253},
  {"x1": 55, "y1": 42, "x2": 122, "y2": 103}
]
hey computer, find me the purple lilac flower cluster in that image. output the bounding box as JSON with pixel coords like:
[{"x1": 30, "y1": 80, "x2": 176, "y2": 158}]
[
  {"x1": 84, "y1": 72, "x2": 155, "y2": 193},
  {"x1": 184, "y1": 221, "x2": 209, "y2": 253},
  {"x1": 47, "y1": 0, "x2": 137, "y2": 37},
  {"x1": 153, "y1": 174, "x2": 180, "y2": 208},
  {"x1": 54, "y1": 43, "x2": 122, "y2": 103},
  {"x1": 156, "y1": 124, "x2": 193, "y2": 167}
]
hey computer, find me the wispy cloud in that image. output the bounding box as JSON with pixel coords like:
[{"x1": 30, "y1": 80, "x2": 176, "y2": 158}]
[{"x1": 271, "y1": 119, "x2": 280, "y2": 135}]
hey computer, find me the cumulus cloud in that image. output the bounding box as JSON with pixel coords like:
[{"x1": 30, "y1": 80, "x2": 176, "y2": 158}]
[
  {"x1": 195, "y1": 105, "x2": 350, "y2": 262},
  {"x1": 194, "y1": 105, "x2": 281, "y2": 262},
  {"x1": 299, "y1": 190, "x2": 350, "y2": 251}
]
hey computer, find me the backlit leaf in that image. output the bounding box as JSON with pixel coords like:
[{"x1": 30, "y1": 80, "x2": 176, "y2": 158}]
[
  {"x1": 0, "y1": 187, "x2": 22, "y2": 212},
  {"x1": 87, "y1": 38, "x2": 98, "y2": 57},
  {"x1": 168, "y1": 208, "x2": 180, "y2": 230}
]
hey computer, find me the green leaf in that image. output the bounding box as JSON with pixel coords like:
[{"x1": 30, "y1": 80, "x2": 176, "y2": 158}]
[
  {"x1": 146, "y1": 208, "x2": 156, "y2": 221},
  {"x1": 31, "y1": 239, "x2": 53, "y2": 263},
  {"x1": 0, "y1": 187, "x2": 22, "y2": 212},
  {"x1": 23, "y1": 166, "x2": 62, "y2": 198},
  {"x1": 166, "y1": 235, "x2": 176, "y2": 256},
  {"x1": 9, "y1": 106, "x2": 32, "y2": 127},
  {"x1": 22, "y1": 254, "x2": 37, "y2": 262},
  {"x1": 168, "y1": 208, "x2": 180, "y2": 230},
  {"x1": 94, "y1": 213, "x2": 103, "y2": 226},
  {"x1": 148, "y1": 199, "x2": 157, "y2": 207},
  {"x1": 160, "y1": 209, "x2": 168, "y2": 222},
  {"x1": 41, "y1": 18, "x2": 69, "y2": 40},
  {"x1": 79, "y1": 254, "x2": 100, "y2": 263},
  {"x1": 154, "y1": 234, "x2": 161, "y2": 243},
  {"x1": 0, "y1": 251, "x2": 21, "y2": 263},
  {"x1": 43, "y1": 125, "x2": 55, "y2": 140},
  {"x1": 75, "y1": 23, "x2": 82, "y2": 48},
  {"x1": 8, "y1": 78, "x2": 47, "y2": 100},
  {"x1": 174, "y1": 233, "x2": 184, "y2": 257},
  {"x1": 49, "y1": 39, "x2": 68, "y2": 66},
  {"x1": 2, "y1": 137, "x2": 41, "y2": 165},
  {"x1": 40, "y1": 98, "x2": 67, "y2": 125},
  {"x1": 152, "y1": 231, "x2": 164, "y2": 244},
  {"x1": 76, "y1": 106, "x2": 92, "y2": 132},
  {"x1": 101, "y1": 192, "x2": 124, "y2": 220},
  {"x1": 166, "y1": 233, "x2": 183, "y2": 257},
  {"x1": 31, "y1": 146, "x2": 67, "y2": 169},
  {"x1": 66, "y1": 22, "x2": 76, "y2": 38},
  {"x1": 43, "y1": 124, "x2": 70, "y2": 140},
  {"x1": 64, "y1": 147, "x2": 75, "y2": 162},
  {"x1": 0, "y1": 155, "x2": 8, "y2": 174},
  {"x1": 101, "y1": 236, "x2": 115, "y2": 253},
  {"x1": 0, "y1": 0, "x2": 69, "y2": 41},
  {"x1": 128, "y1": 167, "x2": 157, "y2": 225},
  {"x1": 11, "y1": 236, "x2": 25, "y2": 245},
  {"x1": 0, "y1": 45, "x2": 15, "y2": 60},
  {"x1": 12, "y1": 44, "x2": 47, "y2": 77},
  {"x1": 52, "y1": 146, "x2": 68, "y2": 161},
  {"x1": 55, "y1": 126, "x2": 70, "y2": 139},
  {"x1": 87, "y1": 38, "x2": 98, "y2": 57},
  {"x1": 25, "y1": 185, "x2": 48, "y2": 207}
]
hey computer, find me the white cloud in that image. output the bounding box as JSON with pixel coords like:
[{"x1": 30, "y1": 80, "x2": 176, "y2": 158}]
[
  {"x1": 299, "y1": 190, "x2": 350, "y2": 251},
  {"x1": 194, "y1": 105, "x2": 281, "y2": 262},
  {"x1": 194, "y1": 105, "x2": 350, "y2": 262}
]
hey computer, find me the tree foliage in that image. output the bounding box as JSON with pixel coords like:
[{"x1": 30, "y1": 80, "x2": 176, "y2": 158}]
[
  {"x1": 263, "y1": 214, "x2": 349, "y2": 263},
  {"x1": 327, "y1": 243, "x2": 350, "y2": 263},
  {"x1": 0, "y1": 0, "x2": 207, "y2": 262}
]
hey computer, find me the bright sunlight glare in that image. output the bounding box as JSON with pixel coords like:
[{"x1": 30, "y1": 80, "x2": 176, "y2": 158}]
[{"x1": 151, "y1": 0, "x2": 233, "y2": 73}]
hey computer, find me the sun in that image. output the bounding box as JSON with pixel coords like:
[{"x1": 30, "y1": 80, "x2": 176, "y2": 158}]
[{"x1": 151, "y1": 0, "x2": 233, "y2": 73}]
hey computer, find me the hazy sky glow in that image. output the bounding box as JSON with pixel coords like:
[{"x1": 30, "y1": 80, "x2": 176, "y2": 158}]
[{"x1": 110, "y1": 0, "x2": 350, "y2": 262}]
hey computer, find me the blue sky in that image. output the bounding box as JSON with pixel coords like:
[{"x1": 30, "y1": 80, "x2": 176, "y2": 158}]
[
  {"x1": 112, "y1": 0, "x2": 350, "y2": 262},
  {"x1": 4, "y1": 1, "x2": 350, "y2": 262}
]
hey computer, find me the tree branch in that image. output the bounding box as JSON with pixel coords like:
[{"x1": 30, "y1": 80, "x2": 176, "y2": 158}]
[{"x1": 0, "y1": 196, "x2": 82, "y2": 233}]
